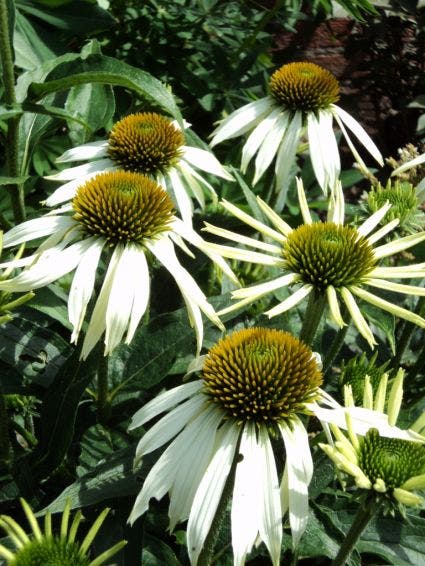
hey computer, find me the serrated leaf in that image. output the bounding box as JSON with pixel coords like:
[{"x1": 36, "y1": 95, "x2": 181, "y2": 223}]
[{"x1": 26, "y1": 54, "x2": 182, "y2": 123}]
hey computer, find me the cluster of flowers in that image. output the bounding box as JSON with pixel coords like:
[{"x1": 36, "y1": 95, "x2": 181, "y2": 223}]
[{"x1": 0, "y1": 62, "x2": 424, "y2": 565}]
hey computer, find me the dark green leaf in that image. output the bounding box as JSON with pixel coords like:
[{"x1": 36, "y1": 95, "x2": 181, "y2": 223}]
[
  {"x1": 0, "y1": 175, "x2": 29, "y2": 185},
  {"x1": 26, "y1": 54, "x2": 182, "y2": 123},
  {"x1": 362, "y1": 303, "x2": 396, "y2": 355},
  {"x1": 141, "y1": 533, "x2": 181, "y2": 566},
  {"x1": 14, "y1": 10, "x2": 57, "y2": 70}
]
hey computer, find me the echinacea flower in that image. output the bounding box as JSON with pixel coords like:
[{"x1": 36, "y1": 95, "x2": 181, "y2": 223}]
[
  {"x1": 128, "y1": 327, "x2": 407, "y2": 564},
  {"x1": 45, "y1": 112, "x2": 233, "y2": 224},
  {"x1": 203, "y1": 179, "x2": 425, "y2": 347},
  {"x1": 0, "y1": 171, "x2": 235, "y2": 359},
  {"x1": 128, "y1": 327, "x2": 324, "y2": 564},
  {"x1": 0, "y1": 498, "x2": 126, "y2": 566},
  {"x1": 211, "y1": 62, "x2": 383, "y2": 205},
  {"x1": 320, "y1": 423, "x2": 425, "y2": 509}
]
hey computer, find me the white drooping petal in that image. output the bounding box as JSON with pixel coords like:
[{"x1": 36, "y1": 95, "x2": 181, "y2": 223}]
[
  {"x1": 340, "y1": 287, "x2": 376, "y2": 348},
  {"x1": 356, "y1": 202, "x2": 392, "y2": 238},
  {"x1": 392, "y1": 152, "x2": 425, "y2": 175},
  {"x1": 0, "y1": 238, "x2": 93, "y2": 292},
  {"x1": 312, "y1": 405, "x2": 425, "y2": 443},
  {"x1": 168, "y1": 405, "x2": 224, "y2": 530},
  {"x1": 69, "y1": 237, "x2": 104, "y2": 343},
  {"x1": 168, "y1": 167, "x2": 194, "y2": 225},
  {"x1": 373, "y1": 231, "x2": 425, "y2": 259},
  {"x1": 126, "y1": 248, "x2": 150, "y2": 344},
  {"x1": 327, "y1": 181, "x2": 345, "y2": 225},
  {"x1": 253, "y1": 111, "x2": 290, "y2": 185},
  {"x1": 326, "y1": 285, "x2": 345, "y2": 328},
  {"x1": 365, "y1": 278, "x2": 425, "y2": 296},
  {"x1": 45, "y1": 169, "x2": 119, "y2": 207},
  {"x1": 256, "y1": 197, "x2": 293, "y2": 236},
  {"x1": 134, "y1": 394, "x2": 206, "y2": 462},
  {"x1": 279, "y1": 418, "x2": 312, "y2": 548},
  {"x1": 258, "y1": 427, "x2": 282, "y2": 566},
  {"x1": 179, "y1": 289, "x2": 205, "y2": 356},
  {"x1": 80, "y1": 246, "x2": 122, "y2": 360},
  {"x1": 177, "y1": 162, "x2": 206, "y2": 209},
  {"x1": 307, "y1": 110, "x2": 340, "y2": 192},
  {"x1": 182, "y1": 146, "x2": 233, "y2": 180},
  {"x1": 210, "y1": 98, "x2": 274, "y2": 146},
  {"x1": 332, "y1": 105, "x2": 384, "y2": 166},
  {"x1": 220, "y1": 200, "x2": 286, "y2": 243},
  {"x1": 296, "y1": 177, "x2": 313, "y2": 225},
  {"x1": 129, "y1": 403, "x2": 214, "y2": 526},
  {"x1": 241, "y1": 107, "x2": 283, "y2": 173},
  {"x1": 129, "y1": 380, "x2": 204, "y2": 430},
  {"x1": 45, "y1": 158, "x2": 113, "y2": 181},
  {"x1": 350, "y1": 285, "x2": 425, "y2": 329},
  {"x1": 366, "y1": 219, "x2": 399, "y2": 246},
  {"x1": 231, "y1": 424, "x2": 262, "y2": 566},
  {"x1": 187, "y1": 421, "x2": 240, "y2": 565},
  {"x1": 2, "y1": 215, "x2": 75, "y2": 248},
  {"x1": 56, "y1": 140, "x2": 108, "y2": 163},
  {"x1": 232, "y1": 273, "x2": 297, "y2": 300},
  {"x1": 266, "y1": 285, "x2": 313, "y2": 318},
  {"x1": 274, "y1": 111, "x2": 302, "y2": 210}
]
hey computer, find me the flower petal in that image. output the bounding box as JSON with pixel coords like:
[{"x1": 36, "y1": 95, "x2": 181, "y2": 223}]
[
  {"x1": 365, "y1": 278, "x2": 425, "y2": 296},
  {"x1": 274, "y1": 111, "x2": 302, "y2": 210},
  {"x1": 182, "y1": 146, "x2": 233, "y2": 180},
  {"x1": 187, "y1": 421, "x2": 240, "y2": 565},
  {"x1": 256, "y1": 197, "x2": 292, "y2": 236},
  {"x1": 253, "y1": 111, "x2": 290, "y2": 185},
  {"x1": 231, "y1": 424, "x2": 262, "y2": 566},
  {"x1": 392, "y1": 152, "x2": 425, "y2": 175},
  {"x1": 340, "y1": 287, "x2": 376, "y2": 348},
  {"x1": 125, "y1": 247, "x2": 150, "y2": 343},
  {"x1": 2, "y1": 215, "x2": 75, "y2": 248},
  {"x1": 357, "y1": 202, "x2": 392, "y2": 238},
  {"x1": 373, "y1": 231, "x2": 425, "y2": 259},
  {"x1": 327, "y1": 181, "x2": 345, "y2": 225},
  {"x1": 296, "y1": 177, "x2": 313, "y2": 224},
  {"x1": 333, "y1": 105, "x2": 383, "y2": 166},
  {"x1": 266, "y1": 285, "x2": 312, "y2": 317},
  {"x1": 69, "y1": 237, "x2": 104, "y2": 343},
  {"x1": 279, "y1": 417, "x2": 312, "y2": 547},
  {"x1": 210, "y1": 98, "x2": 274, "y2": 146},
  {"x1": 203, "y1": 222, "x2": 281, "y2": 254},
  {"x1": 221, "y1": 199, "x2": 286, "y2": 243},
  {"x1": 232, "y1": 273, "x2": 297, "y2": 300},
  {"x1": 308, "y1": 110, "x2": 340, "y2": 191},
  {"x1": 167, "y1": 168, "x2": 194, "y2": 225},
  {"x1": 241, "y1": 107, "x2": 283, "y2": 173},
  {"x1": 129, "y1": 381, "x2": 204, "y2": 430},
  {"x1": 56, "y1": 140, "x2": 108, "y2": 163}
]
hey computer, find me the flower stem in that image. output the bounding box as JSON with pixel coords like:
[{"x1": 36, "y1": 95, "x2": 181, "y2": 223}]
[
  {"x1": 198, "y1": 435, "x2": 242, "y2": 566},
  {"x1": 97, "y1": 353, "x2": 111, "y2": 424},
  {"x1": 331, "y1": 495, "x2": 380, "y2": 566},
  {"x1": 299, "y1": 291, "x2": 327, "y2": 346},
  {"x1": 0, "y1": 0, "x2": 26, "y2": 223},
  {"x1": 323, "y1": 320, "x2": 349, "y2": 375},
  {"x1": 392, "y1": 296, "x2": 425, "y2": 370}
]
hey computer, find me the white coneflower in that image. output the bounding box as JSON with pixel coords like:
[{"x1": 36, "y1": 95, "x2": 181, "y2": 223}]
[
  {"x1": 45, "y1": 112, "x2": 233, "y2": 224},
  {"x1": 203, "y1": 179, "x2": 425, "y2": 347},
  {"x1": 0, "y1": 499, "x2": 126, "y2": 566},
  {"x1": 128, "y1": 328, "x2": 416, "y2": 565},
  {"x1": 0, "y1": 171, "x2": 236, "y2": 359},
  {"x1": 211, "y1": 61, "x2": 383, "y2": 206}
]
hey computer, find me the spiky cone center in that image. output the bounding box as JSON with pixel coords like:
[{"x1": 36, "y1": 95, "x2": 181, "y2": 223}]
[
  {"x1": 72, "y1": 171, "x2": 174, "y2": 246},
  {"x1": 201, "y1": 327, "x2": 323, "y2": 424},
  {"x1": 339, "y1": 353, "x2": 388, "y2": 405},
  {"x1": 107, "y1": 112, "x2": 185, "y2": 174},
  {"x1": 283, "y1": 222, "x2": 376, "y2": 292},
  {"x1": 8, "y1": 538, "x2": 90, "y2": 566},
  {"x1": 366, "y1": 181, "x2": 420, "y2": 231},
  {"x1": 359, "y1": 428, "x2": 425, "y2": 490},
  {"x1": 269, "y1": 62, "x2": 340, "y2": 111}
]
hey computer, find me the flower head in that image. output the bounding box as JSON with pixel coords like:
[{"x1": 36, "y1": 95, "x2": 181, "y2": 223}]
[
  {"x1": 0, "y1": 171, "x2": 236, "y2": 359},
  {"x1": 129, "y1": 327, "x2": 325, "y2": 564},
  {"x1": 211, "y1": 61, "x2": 383, "y2": 205},
  {"x1": 45, "y1": 112, "x2": 233, "y2": 224},
  {"x1": 339, "y1": 352, "x2": 390, "y2": 406},
  {"x1": 363, "y1": 180, "x2": 424, "y2": 235},
  {"x1": 0, "y1": 499, "x2": 126, "y2": 566},
  {"x1": 390, "y1": 143, "x2": 425, "y2": 201},
  {"x1": 203, "y1": 179, "x2": 425, "y2": 347}
]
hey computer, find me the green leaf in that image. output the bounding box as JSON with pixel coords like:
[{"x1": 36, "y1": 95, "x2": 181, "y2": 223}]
[
  {"x1": 22, "y1": 346, "x2": 97, "y2": 479},
  {"x1": 17, "y1": 0, "x2": 114, "y2": 33},
  {"x1": 27, "y1": 285, "x2": 71, "y2": 329},
  {"x1": 108, "y1": 311, "x2": 197, "y2": 404},
  {"x1": 43, "y1": 446, "x2": 140, "y2": 513},
  {"x1": 362, "y1": 303, "x2": 396, "y2": 355},
  {"x1": 230, "y1": 166, "x2": 267, "y2": 223},
  {"x1": 26, "y1": 54, "x2": 182, "y2": 123},
  {"x1": 0, "y1": 103, "x2": 23, "y2": 120},
  {"x1": 141, "y1": 533, "x2": 181, "y2": 566},
  {"x1": 22, "y1": 101, "x2": 92, "y2": 129},
  {"x1": 14, "y1": 10, "x2": 57, "y2": 70}
]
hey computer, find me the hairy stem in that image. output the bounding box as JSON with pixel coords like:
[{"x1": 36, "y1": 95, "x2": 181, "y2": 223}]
[{"x1": 299, "y1": 291, "x2": 327, "y2": 346}]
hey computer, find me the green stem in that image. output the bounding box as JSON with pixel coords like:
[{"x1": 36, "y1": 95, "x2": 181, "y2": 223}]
[
  {"x1": 323, "y1": 322, "x2": 349, "y2": 376},
  {"x1": 0, "y1": 0, "x2": 25, "y2": 223},
  {"x1": 198, "y1": 434, "x2": 242, "y2": 566},
  {"x1": 331, "y1": 495, "x2": 380, "y2": 566},
  {"x1": 0, "y1": 392, "x2": 11, "y2": 470},
  {"x1": 97, "y1": 352, "x2": 111, "y2": 424},
  {"x1": 299, "y1": 291, "x2": 327, "y2": 346},
  {"x1": 392, "y1": 296, "x2": 425, "y2": 370}
]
